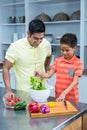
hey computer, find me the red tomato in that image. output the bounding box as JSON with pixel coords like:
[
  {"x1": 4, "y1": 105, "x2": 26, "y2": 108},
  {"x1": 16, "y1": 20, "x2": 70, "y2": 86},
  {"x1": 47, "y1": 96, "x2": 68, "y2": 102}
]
[
  {"x1": 17, "y1": 97, "x2": 22, "y2": 102},
  {"x1": 28, "y1": 102, "x2": 40, "y2": 113},
  {"x1": 6, "y1": 101, "x2": 14, "y2": 106},
  {"x1": 7, "y1": 97, "x2": 12, "y2": 102},
  {"x1": 6, "y1": 97, "x2": 22, "y2": 107}
]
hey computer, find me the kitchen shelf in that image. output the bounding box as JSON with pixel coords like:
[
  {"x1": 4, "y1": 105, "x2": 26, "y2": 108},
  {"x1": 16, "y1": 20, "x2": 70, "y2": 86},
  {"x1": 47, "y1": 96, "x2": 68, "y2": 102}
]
[
  {"x1": 0, "y1": 2, "x2": 24, "y2": 7},
  {"x1": 1, "y1": 42, "x2": 11, "y2": 45},
  {"x1": 44, "y1": 20, "x2": 80, "y2": 25},
  {"x1": 51, "y1": 43, "x2": 80, "y2": 46},
  {"x1": 29, "y1": 0, "x2": 80, "y2": 4},
  {"x1": 0, "y1": 23, "x2": 25, "y2": 26},
  {"x1": 51, "y1": 43, "x2": 60, "y2": 46}
]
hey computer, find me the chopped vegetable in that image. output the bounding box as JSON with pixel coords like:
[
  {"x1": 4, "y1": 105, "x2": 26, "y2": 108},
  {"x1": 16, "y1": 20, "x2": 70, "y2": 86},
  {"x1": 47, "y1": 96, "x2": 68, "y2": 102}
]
[
  {"x1": 40, "y1": 104, "x2": 50, "y2": 113},
  {"x1": 48, "y1": 102, "x2": 58, "y2": 108},
  {"x1": 30, "y1": 76, "x2": 46, "y2": 90},
  {"x1": 14, "y1": 101, "x2": 27, "y2": 110},
  {"x1": 28, "y1": 102, "x2": 40, "y2": 113},
  {"x1": 6, "y1": 97, "x2": 22, "y2": 107}
]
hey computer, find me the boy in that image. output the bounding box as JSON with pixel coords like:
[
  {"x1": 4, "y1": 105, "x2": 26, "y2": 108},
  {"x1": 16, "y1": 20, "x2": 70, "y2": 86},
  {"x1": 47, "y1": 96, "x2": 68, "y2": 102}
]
[{"x1": 36, "y1": 33, "x2": 83, "y2": 102}]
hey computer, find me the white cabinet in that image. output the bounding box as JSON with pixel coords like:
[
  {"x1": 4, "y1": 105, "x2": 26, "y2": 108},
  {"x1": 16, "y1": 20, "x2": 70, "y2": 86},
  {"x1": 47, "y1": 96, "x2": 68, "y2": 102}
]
[
  {"x1": 0, "y1": 0, "x2": 87, "y2": 69},
  {"x1": 0, "y1": 68, "x2": 16, "y2": 89},
  {"x1": 79, "y1": 75, "x2": 87, "y2": 103},
  {"x1": 0, "y1": 0, "x2": 26, "y2": 61}
]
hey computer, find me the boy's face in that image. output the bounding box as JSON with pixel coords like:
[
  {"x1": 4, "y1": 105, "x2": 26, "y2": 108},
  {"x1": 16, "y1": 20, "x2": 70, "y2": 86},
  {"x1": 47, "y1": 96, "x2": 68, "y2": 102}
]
[
  {"x1": 27, "y1": 32, "x2": 44, "y2": 48},
  {"x1": 60, "y1": 44, "x2": 76, "y2": 60}
]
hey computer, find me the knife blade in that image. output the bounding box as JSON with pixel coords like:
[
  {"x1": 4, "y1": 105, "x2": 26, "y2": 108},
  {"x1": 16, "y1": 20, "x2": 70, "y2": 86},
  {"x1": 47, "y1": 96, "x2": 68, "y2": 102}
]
[{"x1": 64, "y1": 100, "x2": 68, "y2": 110}]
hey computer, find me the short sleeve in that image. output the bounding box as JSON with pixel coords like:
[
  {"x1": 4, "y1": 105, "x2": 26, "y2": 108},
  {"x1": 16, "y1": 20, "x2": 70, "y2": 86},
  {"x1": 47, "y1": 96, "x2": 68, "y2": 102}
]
[
  {"x1": 75, "y1": 61, "x2": 83, "y2": 77},
  {"x1": 5, "y1": 43, "x2": 17, "y2": 63}
]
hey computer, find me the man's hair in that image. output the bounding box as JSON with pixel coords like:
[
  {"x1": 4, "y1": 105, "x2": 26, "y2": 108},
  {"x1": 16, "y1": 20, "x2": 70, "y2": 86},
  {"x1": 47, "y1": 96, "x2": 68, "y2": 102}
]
[
  {"x1": 28, "y1": 19, "x2": 45, "y2": 34},
  {"x1": 60, "y1": 33, "x2": 77, "y2": 48}
]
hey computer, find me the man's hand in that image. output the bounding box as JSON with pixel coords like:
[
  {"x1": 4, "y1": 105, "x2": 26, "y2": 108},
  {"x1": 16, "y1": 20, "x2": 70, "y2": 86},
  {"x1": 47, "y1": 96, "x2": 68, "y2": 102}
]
[{"x1": 5, "y1": 91, "x2": 15, "y2": 99}]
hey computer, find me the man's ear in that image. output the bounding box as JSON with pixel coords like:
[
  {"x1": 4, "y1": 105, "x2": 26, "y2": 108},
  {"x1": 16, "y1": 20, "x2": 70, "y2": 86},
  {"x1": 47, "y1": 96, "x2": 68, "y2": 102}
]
[{"x1": 27, "y1": 31, "x2": 31, "y2": 37}]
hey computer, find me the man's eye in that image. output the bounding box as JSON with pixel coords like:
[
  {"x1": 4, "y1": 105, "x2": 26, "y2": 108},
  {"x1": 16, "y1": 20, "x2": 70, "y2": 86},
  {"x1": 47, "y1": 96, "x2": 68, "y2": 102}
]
[{"x1": 34, "y1": 37, "x2": 43, "y2": 40}]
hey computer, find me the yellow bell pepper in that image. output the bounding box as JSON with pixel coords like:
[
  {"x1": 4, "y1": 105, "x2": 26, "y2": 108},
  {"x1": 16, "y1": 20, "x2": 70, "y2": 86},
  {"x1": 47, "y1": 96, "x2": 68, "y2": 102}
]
[{"x1": 48, "y1": 102, "x2": 57, "y2": 108}]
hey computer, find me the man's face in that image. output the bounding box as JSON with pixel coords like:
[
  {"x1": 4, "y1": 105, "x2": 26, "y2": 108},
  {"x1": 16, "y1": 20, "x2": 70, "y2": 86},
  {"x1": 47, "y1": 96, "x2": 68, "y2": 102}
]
[{"x1": 27, "y1": 32, "x2": 44, "y2": 48}]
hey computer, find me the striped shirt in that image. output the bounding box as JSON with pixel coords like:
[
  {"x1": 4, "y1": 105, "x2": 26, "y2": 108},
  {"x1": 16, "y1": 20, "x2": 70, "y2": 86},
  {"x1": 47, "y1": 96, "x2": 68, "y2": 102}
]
[{"x1": 51, "y1": 55, "x2": 83, "y2": 102}]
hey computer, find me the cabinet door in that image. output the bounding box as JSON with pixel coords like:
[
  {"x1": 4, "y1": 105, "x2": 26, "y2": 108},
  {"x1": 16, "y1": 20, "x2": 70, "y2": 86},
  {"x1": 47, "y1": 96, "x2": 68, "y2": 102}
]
[
  {"x1": 62, "y1": 117, "x2": 82, "y2": 130},
  {"x1": 79, "y1": 76, "x2": 87, "y2": 103},
  {"x1": 0, "y1": 69, "x2": 16, "y2": 89},
  {"x1": 82, "y1": 113, "x2": 87, "y2": 130}
]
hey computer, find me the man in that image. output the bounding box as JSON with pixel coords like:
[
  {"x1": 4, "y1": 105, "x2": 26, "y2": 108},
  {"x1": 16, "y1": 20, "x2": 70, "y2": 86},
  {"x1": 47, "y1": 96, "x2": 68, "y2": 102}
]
[{"x1": 3, "y1": 19, "x2": 52, "y2": 97}]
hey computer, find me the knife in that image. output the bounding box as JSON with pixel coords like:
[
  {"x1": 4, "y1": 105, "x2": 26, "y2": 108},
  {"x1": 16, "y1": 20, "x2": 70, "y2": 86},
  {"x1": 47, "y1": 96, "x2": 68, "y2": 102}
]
[{"x1": 64, "y1": 100, "x2": 68, "y2": 110}]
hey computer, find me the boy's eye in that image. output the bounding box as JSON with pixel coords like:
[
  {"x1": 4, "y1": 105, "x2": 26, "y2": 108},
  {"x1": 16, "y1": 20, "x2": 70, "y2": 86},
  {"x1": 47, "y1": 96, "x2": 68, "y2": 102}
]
[{"x1": 61, "y1": 49, "x2": 69, "y2": 52}]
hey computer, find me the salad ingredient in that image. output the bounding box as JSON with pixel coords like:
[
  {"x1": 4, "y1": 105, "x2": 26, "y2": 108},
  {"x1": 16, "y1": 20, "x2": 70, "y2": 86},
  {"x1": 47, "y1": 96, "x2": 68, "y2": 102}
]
[
  {"x1": 14, "y1": 101, "x2": 27, "y2": 110},
  {"x1": 28, "y1": 102, "x2": 40, "y2": 113},
  {"x1": 40, "y1": 104, "x2": 50, "y2": 113},
  {"x1": 30, "y1": 76, "x2": 46, "y2": 90},
  {"x1": 6, "y1": 97, "x2": 22, "y2": 107},
  {"x1": 48, "y1": 102, "x2": 57, "y2": 108}
]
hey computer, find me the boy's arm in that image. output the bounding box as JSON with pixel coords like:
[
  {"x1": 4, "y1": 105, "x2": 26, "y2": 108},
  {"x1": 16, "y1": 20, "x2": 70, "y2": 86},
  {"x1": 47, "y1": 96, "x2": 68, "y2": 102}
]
[
  {"x1": 56, "y1": 75, "x2": 80, "y2": 101},
  {"x1": 35, "y1": 69, "x2": 55, "y2": 78}
]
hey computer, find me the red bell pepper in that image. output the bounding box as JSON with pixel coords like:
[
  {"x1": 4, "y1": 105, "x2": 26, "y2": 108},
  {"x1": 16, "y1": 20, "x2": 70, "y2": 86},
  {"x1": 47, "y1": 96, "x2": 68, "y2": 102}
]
[{"x1": 28, "y1": 102, "x2": 40, "y2": 113}]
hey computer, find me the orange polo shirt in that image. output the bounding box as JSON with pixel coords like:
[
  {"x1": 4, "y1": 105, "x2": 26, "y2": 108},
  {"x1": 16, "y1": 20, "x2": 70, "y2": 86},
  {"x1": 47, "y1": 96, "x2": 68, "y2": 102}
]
[{"x1": 51, "y1": 55, "x2": 83, "y2": 102}]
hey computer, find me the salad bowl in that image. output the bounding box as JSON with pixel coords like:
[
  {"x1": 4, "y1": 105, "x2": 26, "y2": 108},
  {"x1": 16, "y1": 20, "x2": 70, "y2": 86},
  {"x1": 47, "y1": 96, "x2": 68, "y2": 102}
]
[
  {"x1": 29, "y1": 76, "x2": 53, "y2": 102},
  {"x1": 29, "y1": 88, "x2": 51, "y2": 102}
]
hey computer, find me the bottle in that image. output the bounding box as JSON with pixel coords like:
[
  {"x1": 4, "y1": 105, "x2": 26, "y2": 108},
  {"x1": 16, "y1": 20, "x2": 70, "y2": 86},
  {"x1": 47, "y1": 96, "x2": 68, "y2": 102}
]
[{"x1": 13, "y1": 33, "x2": 18, "y2": 42}]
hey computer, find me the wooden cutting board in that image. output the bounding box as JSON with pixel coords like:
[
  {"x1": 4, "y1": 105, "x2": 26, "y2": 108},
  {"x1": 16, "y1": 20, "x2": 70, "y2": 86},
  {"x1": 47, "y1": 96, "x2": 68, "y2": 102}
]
[{"x1": 30, "y1": 101, "x2": 78, "y2": 118}]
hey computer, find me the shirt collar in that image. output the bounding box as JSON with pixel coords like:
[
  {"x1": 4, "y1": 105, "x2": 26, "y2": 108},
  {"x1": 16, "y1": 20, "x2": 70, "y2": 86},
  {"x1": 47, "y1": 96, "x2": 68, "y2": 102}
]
[{"x1": 61, "y1": 55, "x2": 76, "y2": 63}]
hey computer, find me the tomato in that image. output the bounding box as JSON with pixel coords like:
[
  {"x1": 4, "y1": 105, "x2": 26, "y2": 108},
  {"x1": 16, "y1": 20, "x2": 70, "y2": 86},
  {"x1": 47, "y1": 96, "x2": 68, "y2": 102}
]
[
  {"x1": 6, "y1": 97, "x2": 22, "y2": 107},
  {"x1": 7, "y1": 97, "x2": 12, "y2": 102},
  {"x1": 17, "y1": 97, "x2": 22, "y2": 102},
  {"x1": 28, "y1": 102, "x2": 40, "y2": 113}
]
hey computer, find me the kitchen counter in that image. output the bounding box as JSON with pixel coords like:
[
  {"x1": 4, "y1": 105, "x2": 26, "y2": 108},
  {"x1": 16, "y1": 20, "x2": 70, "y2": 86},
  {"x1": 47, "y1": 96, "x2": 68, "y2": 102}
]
[{"x1": 0, "y1": 87, "x2": 87, "y2": 130}]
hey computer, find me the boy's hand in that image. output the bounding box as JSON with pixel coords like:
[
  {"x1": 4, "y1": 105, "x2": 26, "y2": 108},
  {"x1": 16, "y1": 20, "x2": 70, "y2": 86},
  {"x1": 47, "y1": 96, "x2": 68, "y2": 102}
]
[
  {"x1": 56, "y1": 92, "x2": 66, "y2": 102},
  {"x1": 34, "y1": 71, "x2": 40, "y2": 77}
]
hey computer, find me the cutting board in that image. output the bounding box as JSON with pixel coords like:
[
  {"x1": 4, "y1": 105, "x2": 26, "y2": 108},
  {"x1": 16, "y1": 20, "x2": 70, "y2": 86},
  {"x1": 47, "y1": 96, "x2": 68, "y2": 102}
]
[{"x1": 30, "y1": 101, "x2": 78, "y2": 118}]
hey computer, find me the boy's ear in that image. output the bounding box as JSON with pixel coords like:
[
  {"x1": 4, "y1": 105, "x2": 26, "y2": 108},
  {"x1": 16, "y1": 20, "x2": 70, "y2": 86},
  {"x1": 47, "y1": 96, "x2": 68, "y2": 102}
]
[{"x1": 74, "y1": 46, "x2": 77, "y2": 51}]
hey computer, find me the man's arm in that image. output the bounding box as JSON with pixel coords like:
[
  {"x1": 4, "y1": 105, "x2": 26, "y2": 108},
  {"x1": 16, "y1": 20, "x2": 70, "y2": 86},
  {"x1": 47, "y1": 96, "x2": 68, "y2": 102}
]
[
  {"x1": 3, "y1": 59, "x2": 15, "y2": 97},
  {"x1": 45, "y1": 54, "x2": 52, "y2": 72}
]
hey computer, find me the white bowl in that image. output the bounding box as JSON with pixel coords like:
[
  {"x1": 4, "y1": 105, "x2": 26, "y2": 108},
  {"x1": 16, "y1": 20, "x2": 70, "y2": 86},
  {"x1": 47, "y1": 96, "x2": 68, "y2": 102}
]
[{"x1": 29, "y1": 85, "x2": 53, "y2": 102}]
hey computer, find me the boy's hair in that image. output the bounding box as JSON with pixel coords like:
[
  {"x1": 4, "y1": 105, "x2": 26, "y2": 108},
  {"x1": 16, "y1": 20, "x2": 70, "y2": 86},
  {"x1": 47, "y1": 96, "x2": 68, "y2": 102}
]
[
  {"x1": 60, "y1": 33, "x2": 77, "y2": 48},
  {"x1": 28, "y1": 19, "x2": 45, "y2": 34}
]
